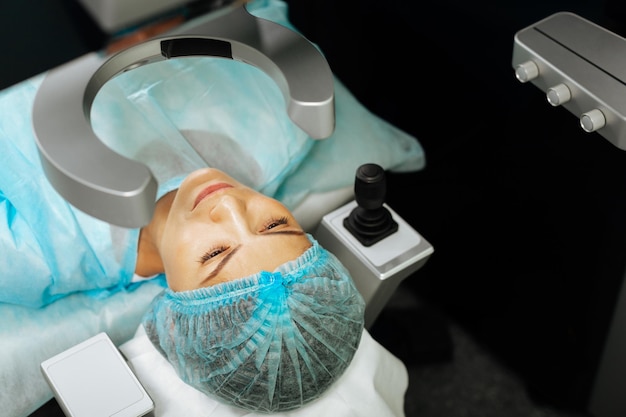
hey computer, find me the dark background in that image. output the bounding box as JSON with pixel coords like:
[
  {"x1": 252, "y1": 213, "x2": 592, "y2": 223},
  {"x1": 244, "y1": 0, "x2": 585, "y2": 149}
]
[
  {"x1": 286, "y1": 1, "x2": 626, "y2": 412},
  {"x1": 3, "y1": 0, "x2": 626, "y2": 415},
  {"x1": 285, "y1": 1, "x2": 626, "y2": 413}
]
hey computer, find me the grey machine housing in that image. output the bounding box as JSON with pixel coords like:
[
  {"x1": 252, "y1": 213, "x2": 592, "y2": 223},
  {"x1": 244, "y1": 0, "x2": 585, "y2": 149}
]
[{"x1": 32, "y1": 2, "x2": 335, "y2": 228}]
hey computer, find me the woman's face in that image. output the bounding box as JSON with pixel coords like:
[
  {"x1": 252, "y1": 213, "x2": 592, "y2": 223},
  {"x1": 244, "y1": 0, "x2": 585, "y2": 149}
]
[{"x1": 159, "y1": 168, "x2": 312, "y2": 291}]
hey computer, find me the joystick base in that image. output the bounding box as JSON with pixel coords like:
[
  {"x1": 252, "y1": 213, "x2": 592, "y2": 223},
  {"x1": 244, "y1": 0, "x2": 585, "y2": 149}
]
[{"x1": 343, "y1": 207, "x2": 398, "y2": 247}]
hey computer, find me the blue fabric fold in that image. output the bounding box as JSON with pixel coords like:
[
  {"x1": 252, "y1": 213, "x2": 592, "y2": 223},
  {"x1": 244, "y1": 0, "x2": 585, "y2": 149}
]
[{"x1": 0, "y1": 76, "x2": 141, "y2": 308}]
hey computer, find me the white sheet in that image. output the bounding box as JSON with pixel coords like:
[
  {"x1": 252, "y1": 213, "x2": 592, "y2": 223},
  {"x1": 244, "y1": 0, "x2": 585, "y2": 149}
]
[{"x1": 120, "y1": 326, "x2": 408, "y2": 417}]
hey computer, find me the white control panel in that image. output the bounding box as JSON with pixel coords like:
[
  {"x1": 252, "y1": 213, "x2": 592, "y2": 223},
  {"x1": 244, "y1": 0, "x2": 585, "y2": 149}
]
[
  {"x1": 316, "y1": 200, "x2": 433, "y2": 328},
  {"x1": 325, "y1": 201, "x2": 430, "y2": 277},
  {"x1": 41, "y1": 333, "x2": 153, "y2": 417}
]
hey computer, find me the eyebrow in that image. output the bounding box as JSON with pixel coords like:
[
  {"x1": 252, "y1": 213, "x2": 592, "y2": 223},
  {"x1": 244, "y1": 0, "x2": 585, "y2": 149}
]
[
  {"x1": 202, "y1": 246, "x2": 241, "y2": 284},
  {"x1": 200, "y1": 229, "x2": 306, "y2": 285}
]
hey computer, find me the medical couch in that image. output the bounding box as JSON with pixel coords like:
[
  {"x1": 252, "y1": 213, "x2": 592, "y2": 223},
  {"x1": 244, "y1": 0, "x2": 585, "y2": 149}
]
[{"x1": 0, "y1": 1, "x2": 432, "y2": 416}]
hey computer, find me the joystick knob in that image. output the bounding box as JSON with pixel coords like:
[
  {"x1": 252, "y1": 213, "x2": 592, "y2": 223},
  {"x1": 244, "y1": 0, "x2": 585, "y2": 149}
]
[{"x1": 344, "y1": 163, "x2": 398, "y2": 246}]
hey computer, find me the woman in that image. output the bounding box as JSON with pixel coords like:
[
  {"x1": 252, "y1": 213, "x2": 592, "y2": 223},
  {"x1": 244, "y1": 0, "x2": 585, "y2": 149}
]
[{"x1": 131, "y1": 167, "x2": 367, "y2": 413}]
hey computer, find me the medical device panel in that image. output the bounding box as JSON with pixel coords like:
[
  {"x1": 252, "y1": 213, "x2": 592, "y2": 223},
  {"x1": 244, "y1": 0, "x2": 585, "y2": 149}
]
[
  {"x1": 41, "y1": 333, "x2": 153, "y2": 417},
  {"x1": 317, "y1": 164, "x2": 433, "y2": 328},
  {"x1": 512, "y1": 12, "x2": 626, "y2": 150}
]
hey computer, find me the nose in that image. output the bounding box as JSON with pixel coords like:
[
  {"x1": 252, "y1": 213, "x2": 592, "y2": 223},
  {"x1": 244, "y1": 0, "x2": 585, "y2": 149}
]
[{"x1": 208, "y1": 194, "x2": 251, "y2": 232}]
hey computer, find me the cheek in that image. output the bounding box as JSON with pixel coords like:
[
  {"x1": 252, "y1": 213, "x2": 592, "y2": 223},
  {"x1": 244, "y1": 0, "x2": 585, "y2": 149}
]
[
  {"x1": 162, "y1": 242, "x2": 190, "y2": 290},
  {"x1": 160, "y1": 224, "x2": 199, "y2": 289}
]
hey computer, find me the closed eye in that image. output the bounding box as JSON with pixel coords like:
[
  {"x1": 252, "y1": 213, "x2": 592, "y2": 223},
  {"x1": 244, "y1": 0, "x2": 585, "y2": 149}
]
[
  {"x1": 262, "y1": 216, "x2": 289, "y2": 232},
  {"x1": 198, "y1": 245, "x2": 229, "y2": 264}
]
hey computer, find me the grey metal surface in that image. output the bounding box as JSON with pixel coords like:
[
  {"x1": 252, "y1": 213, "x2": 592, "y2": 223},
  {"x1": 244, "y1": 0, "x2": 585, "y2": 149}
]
[
  {"x1": 512, "y1": 12, "x2": 626, "y2": 150},
  {"x1": 32, "y1": 3, "x2": 335, "y2": 227}
]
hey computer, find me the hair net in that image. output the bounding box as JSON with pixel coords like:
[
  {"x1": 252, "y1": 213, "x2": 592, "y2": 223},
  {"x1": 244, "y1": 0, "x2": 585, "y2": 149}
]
[{"x1": 142, "y1": 234, "x2": 365, "y2": 413}]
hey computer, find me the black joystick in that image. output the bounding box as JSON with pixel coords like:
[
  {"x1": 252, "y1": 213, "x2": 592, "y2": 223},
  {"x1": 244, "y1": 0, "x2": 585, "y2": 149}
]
[{"x1": 343, "y1": 163, "x2": 398, "y2": 247}]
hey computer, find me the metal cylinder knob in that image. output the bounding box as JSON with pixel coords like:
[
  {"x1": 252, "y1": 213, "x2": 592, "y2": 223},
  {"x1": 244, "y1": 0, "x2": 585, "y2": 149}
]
[
  {"x1": 515, "y1": 60, "x2": 539, "y2": 83},
  {"x1": 580, "y1": 109, "x2": 606, "y2": 132},
  {"x1": 547, "y1": 83, "x2": 571, "y2": 106}
]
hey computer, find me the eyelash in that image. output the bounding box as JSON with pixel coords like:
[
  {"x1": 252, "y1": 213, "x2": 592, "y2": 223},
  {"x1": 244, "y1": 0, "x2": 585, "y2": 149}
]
[
  {"x1": 199, "y1": 245, "x2": 229, "y2": 263},
  {"x1": 198, "y1": 217, "x2": 290, "y2": 263},
  {"x1": 262, "y1": 216, "x2": 289, "y2": 231}
]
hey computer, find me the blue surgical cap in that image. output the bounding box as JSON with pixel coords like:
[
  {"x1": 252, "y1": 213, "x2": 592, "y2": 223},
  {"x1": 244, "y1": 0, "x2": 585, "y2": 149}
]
[{"x1": 142, "y1": 234, "x2": 365, "y2": 413}]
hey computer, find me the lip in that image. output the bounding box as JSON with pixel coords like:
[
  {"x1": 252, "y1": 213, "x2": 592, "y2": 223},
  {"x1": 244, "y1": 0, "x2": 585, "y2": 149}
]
[{"x1": 193, "y1": 183, "x2": 233, "y2": 209}]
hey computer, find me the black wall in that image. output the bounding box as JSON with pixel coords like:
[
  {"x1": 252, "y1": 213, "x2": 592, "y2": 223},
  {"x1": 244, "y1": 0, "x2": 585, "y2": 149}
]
[{"x1": 284, "y1": 0, "x2": 626, "y2": 412}]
